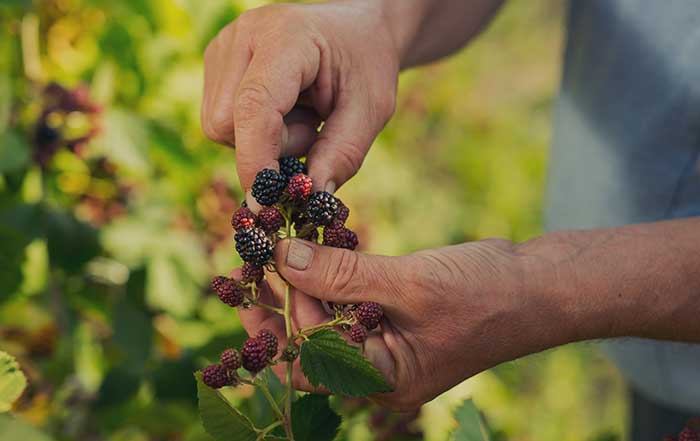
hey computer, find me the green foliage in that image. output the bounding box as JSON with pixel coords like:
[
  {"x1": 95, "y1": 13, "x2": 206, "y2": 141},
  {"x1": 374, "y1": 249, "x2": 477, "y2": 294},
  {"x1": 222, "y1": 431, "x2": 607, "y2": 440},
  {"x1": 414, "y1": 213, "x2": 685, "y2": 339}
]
[
  {"x1": 291, "y1": 394, "x2": 341, "y2": 441},
  {"x1": 451, "y1": 400, "x2": 491, "y2": 441},
  {"x1": 195, "y1": 372, "x2": 257, "y2": 441},
  {"x1": 299, "y1": 330, "x2": 391, "y2": 397},
  {"x1": 0, "y1": 414, "x2": 54, "y2": 441},
  {"x1": 0, "y1": 351, "x2": 26, "y2": 413}
]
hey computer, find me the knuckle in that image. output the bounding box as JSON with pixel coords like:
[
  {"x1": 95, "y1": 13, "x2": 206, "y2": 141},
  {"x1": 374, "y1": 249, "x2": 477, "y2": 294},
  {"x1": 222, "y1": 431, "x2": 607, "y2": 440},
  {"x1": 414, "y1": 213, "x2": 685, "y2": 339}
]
[
  {"x1": 235, "y1": 83, "x2": 275, "y2": 123},
  {"x1": 325, "y1": 250, "x2": 360, "y2": 296}
]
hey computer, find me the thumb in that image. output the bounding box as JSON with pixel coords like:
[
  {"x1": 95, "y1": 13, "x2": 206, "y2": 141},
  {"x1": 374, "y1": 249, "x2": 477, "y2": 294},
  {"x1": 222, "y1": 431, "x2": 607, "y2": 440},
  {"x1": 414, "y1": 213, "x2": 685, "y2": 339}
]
[{"x1": 274, "y1": 238, "x2": 397, "y2": 304}]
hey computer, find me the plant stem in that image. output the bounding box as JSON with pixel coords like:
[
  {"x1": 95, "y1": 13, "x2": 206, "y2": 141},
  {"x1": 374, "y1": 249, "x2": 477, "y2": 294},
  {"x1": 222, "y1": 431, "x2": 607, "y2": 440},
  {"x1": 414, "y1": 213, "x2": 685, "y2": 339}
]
[
  {"x1": 254, "y1": 301, "x2": 284, "y2": 315},
  {"x1": 282, "y1": 211, "x2": 295, "y2": 441},
  {"x1": 258, "y1": 383, "x2": 284, "y2": 423},
  {"x1": 257, "y1": 421, "x2": 282, "y2": 441},
  {"x1": 296, "y1": 317, "x2": 347, "y2": 339}
]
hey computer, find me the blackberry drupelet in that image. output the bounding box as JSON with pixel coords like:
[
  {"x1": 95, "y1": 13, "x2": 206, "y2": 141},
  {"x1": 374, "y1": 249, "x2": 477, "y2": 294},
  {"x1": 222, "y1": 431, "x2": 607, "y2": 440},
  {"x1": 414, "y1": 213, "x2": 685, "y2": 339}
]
[
  {"x1": 355, "y1": 302, "x2": 383, "y2": 330},
  {"x1": 251, "y1": 168, "x2": 286, "y2": 206},
  {"x1": 202, "y1": 363, "x2": 231, "y2": 389},
  {"x1": 258, "y1": 206, "x2": 284, "y2": 234},
  {"x1": 241, "y1": 338, "x2": 268, "y2": 373},
  {"x1": 305, "y1": 191, "x2": 339, "y2": 226},
  {"x1": 279, "y1": 156, "x2": 306, "y2": 180},
  {"x1": 256, "y1": 329, "x2": 279, "y2": 358},
  {"x1": 235, "y1": 227, "x2": 273, "y2": 266},
  {"x1": 220, "y1": 348, "x2": 242, "y2": 371},
  {"x1": 231, "y1": 206, "x2": 256, "y2": 230},
  {"x1": 241, "y1": 262, "x2": 264, "y2": 284}
]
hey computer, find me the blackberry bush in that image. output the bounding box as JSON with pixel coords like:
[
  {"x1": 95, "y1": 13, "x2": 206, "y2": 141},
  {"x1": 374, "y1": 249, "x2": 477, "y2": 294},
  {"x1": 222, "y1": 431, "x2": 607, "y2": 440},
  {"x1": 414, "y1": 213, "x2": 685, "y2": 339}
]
[{"x1": 199, "y1": 163, "x2": 390, "y2": 441}]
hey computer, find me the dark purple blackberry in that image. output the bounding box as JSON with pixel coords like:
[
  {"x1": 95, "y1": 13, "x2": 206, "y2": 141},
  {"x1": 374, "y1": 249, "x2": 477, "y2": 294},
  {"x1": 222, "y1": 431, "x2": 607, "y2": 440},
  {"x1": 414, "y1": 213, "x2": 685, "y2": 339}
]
[
  {"x1": 256, "y1": 329, "x2": 279, "y2": 358},
  {"x1": 235, "y1": 227, "x2": 273, "y2": 266},
  {"x1": 344, "y1": 229, "x2": 358, "y2": 250},
  {"x1": 251, "y1": 168, "x2": 286, "y2": 206},
  {"x1": 202, "y1": 363, "x2": 231, "y2": 389},
  {"x1": 281, "y1": 344, "x2": 299, "y2": 362},
  {"x1": 323, "y1": 223, "x2": 358, "y2": 250},
  {"x1": 335, "y1": 199, "x2": 350, "y2": 223},
  {"x1": 279, "y1": 156, "x2": 306, "y2": 180},
  {"x1": 241, "y1": 262, "x2": 264, "y2": 284},
  {"x1": 257, "y1": 206, "x2": 284, "y2": 234},
  {"x1": 286, "y1": 173, "x2": 313, "y2": 200},
  {"x1": 355, "y1": 302, "x2": 383, "y2": 330},
  {"x1": 211, "y1": 276, "x2": 245, "y2": 307},
  {"x1": 349, "y1": 323, "x2": 368, "y2": 343},
  {"x1": 305, "y1": 191, "x2": 339, "y2": 226},
  {"x1": 241, "y1": 338, "x2": 268, "y2": 373},
  {"x1": 220, "y1": 348, "x2": 242, "y2": 371},
  {"x1": 231, "y1": 206, "x2": 256, "y2": 230}
]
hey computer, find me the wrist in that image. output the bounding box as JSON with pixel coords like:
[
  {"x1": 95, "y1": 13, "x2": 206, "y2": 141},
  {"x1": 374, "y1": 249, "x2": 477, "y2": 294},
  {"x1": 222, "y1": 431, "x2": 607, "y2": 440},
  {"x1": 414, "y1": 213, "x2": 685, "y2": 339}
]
[{"x1": 374, "y1": 0, "x2": 434, "y2": 68}]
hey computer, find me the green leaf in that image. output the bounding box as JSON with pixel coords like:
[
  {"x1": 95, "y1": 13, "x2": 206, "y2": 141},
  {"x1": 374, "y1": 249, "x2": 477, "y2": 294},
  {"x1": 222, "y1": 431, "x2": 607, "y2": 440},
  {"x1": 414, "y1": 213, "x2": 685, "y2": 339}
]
[
  {"x1": 45, "y1": 208, "x2": 100, "y2": 273},
  {"x1": 0, "y1": 224, "x2": 30, "y2": 302},
  {"x1": 0, "y1": 130, "x2": 30, "y2": 174},
  {"x1": 0, "y1": 351, "x2": 26, "y2": 412},
  {"x1": 451, "y1": 400, "x2": 491, "y2": 441},
  {"x1": 195, "y1": 372, "x2": 257, "y2": 441},
  {"x1": 292, "y1": 394, "x2": 341, "y2": 441},
  {"x1": 299, "y1": 330, "x2": 392, "y2": 396},
  {"x1": 0, "y1": 414, "x2": 54, "y2": 441}
]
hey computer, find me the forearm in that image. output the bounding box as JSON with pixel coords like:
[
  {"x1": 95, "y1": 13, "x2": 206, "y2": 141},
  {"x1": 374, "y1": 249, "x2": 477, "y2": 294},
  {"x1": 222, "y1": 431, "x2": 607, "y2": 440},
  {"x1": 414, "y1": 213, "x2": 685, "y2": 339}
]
[
  {"x1": 368, "y1": 0, "x2": 505, "y2": 69},
  {"x1": 518, "y1": 218, "x2": 700, "y2": 344}
]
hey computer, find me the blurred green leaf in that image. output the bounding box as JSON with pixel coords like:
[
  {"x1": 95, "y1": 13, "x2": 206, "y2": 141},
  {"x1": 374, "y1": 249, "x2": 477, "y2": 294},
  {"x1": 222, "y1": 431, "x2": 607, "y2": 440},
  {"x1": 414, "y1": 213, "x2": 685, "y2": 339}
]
[
  {"x1": 45, "y1": 208, "x2": 100, "y2": 273},
  {"x1": 96, "y1": 367, "x2": 141, "y2": 408},
  {"x1": 451, "y1": 400, "x2": 491, "y2": 441},
  {"x1": 112, "y1": 296, "x2": 153, "y2": 374},
  {"x1": 152, "y1": 355, "x2": 197, "y2": 403},
  {"x1": 292, "y1": 394, "x2": 341, "y2": 441},
  {"x1": 299, "y1": 330, "x2": 391, "y2": 397},
  {"x1": 0, "y1": 414, "x2": 54, "y2": 441},
  {"x1": 0, "y1": 130, "x2": 29, "y2": 175},
  {"x1": 195, "y1": 372, "x2": 257, "y2": 441},
  {"x1": 0, "y1": 224, "x2": 30, "y2": 301},
  {"x1": 0, "y1": 351, "x2": 26, "y2": 412}
]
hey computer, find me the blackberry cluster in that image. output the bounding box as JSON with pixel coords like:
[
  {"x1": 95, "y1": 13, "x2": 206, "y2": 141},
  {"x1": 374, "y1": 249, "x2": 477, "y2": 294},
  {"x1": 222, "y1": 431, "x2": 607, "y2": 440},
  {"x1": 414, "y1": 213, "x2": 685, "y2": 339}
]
[
  {"x1": 241, "y1": 262, "x2": 264, "y2": 284},
  {"x1": 256, "y1": 329, "x2": 279, "y2": 358},
  {"x1": 235, "y1": 227, "x2": 273, "y2": 266},
  {"x1": 355, "y1": 302, "x2": 383, "y2": 330},
  {"x1": 258, "y1": 206, "x2": 283, "y2": 234},
  {"x1": 279, "y1": 156, "x2": 307, "y2": 180},
  {"x1": 231, "y1": 206, "x2": 256, "y2": 230},
  {"x1": 252, "y1": 169, "x2": 287, "y2": 206},
  {"x1": 210, "y1": 276, "x2": 244, "y2": 307},
  {"x1": 241, "y1": 338, "x2": 269, "y2": 373},
  {"x1": 305, "y1": 191, "x2": 339, "y2": 226}
]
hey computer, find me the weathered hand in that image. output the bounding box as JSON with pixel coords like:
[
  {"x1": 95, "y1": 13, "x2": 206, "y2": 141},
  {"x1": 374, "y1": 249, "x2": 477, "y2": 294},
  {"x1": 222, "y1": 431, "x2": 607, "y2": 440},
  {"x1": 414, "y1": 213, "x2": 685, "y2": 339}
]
[{"x1": 238, "y1": 237, "x2": 574, "y2": 410}]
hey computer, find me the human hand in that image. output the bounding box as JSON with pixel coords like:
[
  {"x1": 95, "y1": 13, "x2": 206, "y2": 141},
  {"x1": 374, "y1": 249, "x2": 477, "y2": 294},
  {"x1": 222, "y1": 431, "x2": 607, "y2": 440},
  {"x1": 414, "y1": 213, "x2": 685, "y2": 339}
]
[
  {"x1": 237, "y1": 237, "x2": 577, "y2": 410},
  {"x1": 201, "y1": 2, "x2": 400, "y2": 207}
]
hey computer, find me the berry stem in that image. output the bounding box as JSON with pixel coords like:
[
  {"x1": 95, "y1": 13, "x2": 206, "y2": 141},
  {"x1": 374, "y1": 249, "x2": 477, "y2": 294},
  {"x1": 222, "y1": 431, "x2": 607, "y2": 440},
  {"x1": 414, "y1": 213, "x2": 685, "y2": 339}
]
[
  {"x1": 258, "y1": 382, "x2": 285, "y2": 423},
  {"x1": 256, "y1": 421, "x2": 282, "y2": 441},
  {"x1": 252, "y1": 301, "x2": 284, "y2": 315},
  {"x1": 295, "y1": 317, "x2": 347, "y2": 339},
  {"x1": 282, "y1": 211, "x2": 295, "y2": 441}
]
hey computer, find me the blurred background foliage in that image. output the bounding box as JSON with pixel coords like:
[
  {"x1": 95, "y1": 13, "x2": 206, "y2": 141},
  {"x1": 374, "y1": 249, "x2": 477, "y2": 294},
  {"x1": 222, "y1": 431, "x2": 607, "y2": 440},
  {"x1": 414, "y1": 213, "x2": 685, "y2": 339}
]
[{"x1": 0, "y1": 0, "x2": 627, "y2": 440}]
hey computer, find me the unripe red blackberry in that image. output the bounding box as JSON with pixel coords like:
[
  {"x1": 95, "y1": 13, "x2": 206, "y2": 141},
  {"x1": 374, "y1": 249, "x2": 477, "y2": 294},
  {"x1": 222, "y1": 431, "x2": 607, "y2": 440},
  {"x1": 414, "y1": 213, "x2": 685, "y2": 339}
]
[
  {"x1": 257, "y1": 206, "x2": 284, "y2": 234},
  {"x1": 202, "y1": 363, "x2": 231, "y2": 389},
  {"x1": 349, "y1": 323, "x2": 368, "y2": 343},
  {"x1": 335, "y1": 199, "x2": 350, "y2": 223},
  {"x1": 252, "y1": 169, "x2": 286, "y2": 206},
  {"x1": 256, "y1": 329, "x2": 279, "y2": 358},
  {"x1": 287, "y1": 173, "x2": 313, "y2": 199},
  {"x1": 323, "y1": 223, "x2": 358, "y2": 250},
  {"x1": 241, "y1": 262, "x2": 264, "y2": 284},
  {"x1": 355, "y1": 302, "x2": 383, "y2": 330},
  {"x1": 679, "y1": 428, "x2": 699, "y2": 441},
  {"x1": 281, "y1": 343, "x2": 300, "y2": 362},
  {"x1": 305, "y1": 191, "x2": 339, "y2": 226},
  {"x1": 231, "y1": 206, "x2": 256, "y2": 230},
  {"x1": 279, "y1": 156, "x2": 307, "y2": 180},
  {"x1": 241, "y1": 338, "x2": 268, "y2": 373},
  {"x1": 235, "y1": 227, "x2": 274, "y2": 266},
  {"x1": 210, "y1": 276, "x2": 244, "y2": 307},
  {"x1": 220, "y1": 348, "x2": 242, "y2": 371}
]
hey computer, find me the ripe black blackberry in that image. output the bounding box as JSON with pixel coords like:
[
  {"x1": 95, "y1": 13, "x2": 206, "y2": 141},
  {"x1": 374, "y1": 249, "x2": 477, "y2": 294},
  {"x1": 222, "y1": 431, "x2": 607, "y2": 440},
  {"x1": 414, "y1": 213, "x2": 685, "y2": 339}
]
[
  {"x1": 202, "y1": 363, "x2": 231, "y2": 389},
  {"x1": 287, "y1": 173, "x2": 313, "y2": 200},
  {"x1": 257, "y1": 206, "x2": 283, "y2": 234},
  {"x1": 251, "y1": 168, "x2": 286, "y2": 206},
  {"x1": 305, "y1": 191, "x2": 339, "y2": 226},
  {"x1": 241, "y1": 262, "x2": 264, "y2": 284},
  {"x1": 281, "y1": 344, "x2": 299, "y2": 362},
  {"x1": 349, "y1": 323, "x2": 368, "y2": 343},
  {"x1": 279, "y1": 156, "x2": 306, "y2": 180},
  {"x1": 235, "y1": 227, "x2": 273, "y2": 266},
  {"x1": 211, "y1": 276, "x2": 245, "y2": 307},
  {"x1": 256, "y1": 329, "x2": 279, "y2": 358},
  {"x1": 220, "y1": 348, "x2": 242, "y2": 371},
  {"x1": 241, "y1": 338, "x2": 268, "y2": 373},
  {"x1": 355, "y1": 302, "x2": 383, "y2": 330},
  {"x1": 231, "y1": 206, "x2": 256, "y2": 230}
]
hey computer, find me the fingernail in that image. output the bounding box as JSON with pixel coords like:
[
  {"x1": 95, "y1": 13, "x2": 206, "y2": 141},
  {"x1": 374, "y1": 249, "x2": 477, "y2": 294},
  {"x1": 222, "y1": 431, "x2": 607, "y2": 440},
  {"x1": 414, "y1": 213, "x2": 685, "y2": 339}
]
[
  {"x1": 324, "y1": 181, "x2": 336, "y2": 194},
  {"x1": 245, "y1": 190, "x2": 262, "y2": 214},
  {"x1": 286, "y1": 239, "x2": 313, "y2": 270}
]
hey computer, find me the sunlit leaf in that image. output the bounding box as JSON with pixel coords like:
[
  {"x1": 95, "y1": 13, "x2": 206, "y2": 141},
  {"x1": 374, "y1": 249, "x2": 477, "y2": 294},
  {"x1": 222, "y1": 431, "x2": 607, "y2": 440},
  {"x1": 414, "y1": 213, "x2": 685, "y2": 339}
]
[
  {"x1": 195, "y1": 372, "x2": 257, "y2": 441},
  {"x1": 0, "y1": 351, "x2": 26, "y2": 412},
  {"x1": 451, "y1": 400, "x2": 491, "y2": 441}
]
